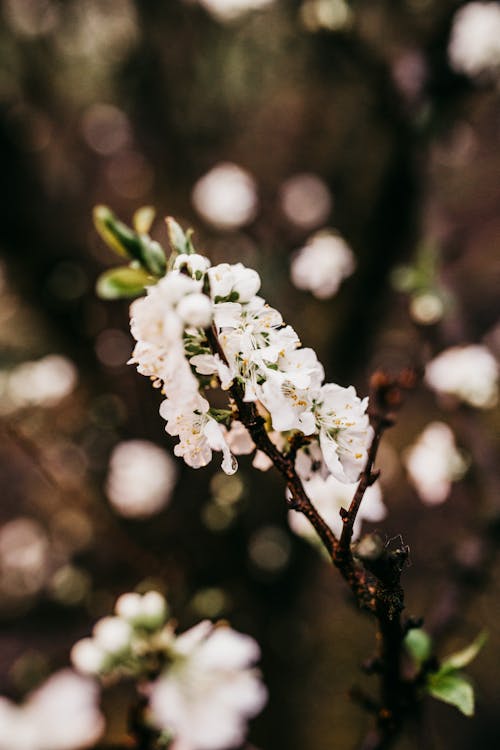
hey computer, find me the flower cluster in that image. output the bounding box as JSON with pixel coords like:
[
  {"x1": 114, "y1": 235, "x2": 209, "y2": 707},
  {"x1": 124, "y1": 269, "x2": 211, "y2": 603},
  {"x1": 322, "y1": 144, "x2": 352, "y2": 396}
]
[
  {"x1": 71, "y1": 590, "x2": 266, "y2": 750},
  {"x1": 128, "y1": 229, "x2": 373, "y2": 491}
]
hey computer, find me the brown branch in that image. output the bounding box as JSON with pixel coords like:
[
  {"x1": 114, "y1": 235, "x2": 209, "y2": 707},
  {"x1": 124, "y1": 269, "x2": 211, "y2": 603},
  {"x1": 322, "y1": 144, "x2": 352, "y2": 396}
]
[{"x1": 206, "y1": 324, "x2": 338, "y2": 558}]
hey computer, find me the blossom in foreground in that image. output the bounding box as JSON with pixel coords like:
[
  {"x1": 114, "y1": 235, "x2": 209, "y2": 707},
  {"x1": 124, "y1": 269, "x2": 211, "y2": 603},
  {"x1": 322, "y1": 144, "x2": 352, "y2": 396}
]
[
  {"x1": 290, "y1": 230, "x2": 356, "y2": 299},
  {"x1": 425, "y1": 344, "x2": 498, "y2": 409},
  {"x1": 404, "y1": 422, "x2": 468, "y2": 505},
  {"x1": 149, "y1": 621, "x2": 267, "y2": 750},
  {"x1": 0, "y1": 670, "x2": 104, "y2": 750},
  {"x1": 448, "y1": 2, "x2": 500, "y2": 79},
  {"x1": 289, "y1": 474, "x2": 385, "y2": 543},
  {"x1": 71, "y1": 590, "x2": 266, "y2": 750}
]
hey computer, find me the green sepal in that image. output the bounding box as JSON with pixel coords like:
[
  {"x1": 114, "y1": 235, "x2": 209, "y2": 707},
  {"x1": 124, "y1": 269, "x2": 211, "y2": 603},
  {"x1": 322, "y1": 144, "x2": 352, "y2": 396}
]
[
  {"x1": 96, "y1": 266, "x2": 154, "y2": 300},
  {"x1": 94, "y1": 205, "x2": 166, "y2": 277},
  {"x1": 426, "y1": 672, "x2": 475, "y2": 717},
  {"x1": 404, "y1": 628, "x2": 432, "y2": 666},
  {"x1": 208, "y1": 409, "x2": 234, "y2": 427},
  {"x1": 440, "y1": 631, "x2": 487, "y2": 674}
]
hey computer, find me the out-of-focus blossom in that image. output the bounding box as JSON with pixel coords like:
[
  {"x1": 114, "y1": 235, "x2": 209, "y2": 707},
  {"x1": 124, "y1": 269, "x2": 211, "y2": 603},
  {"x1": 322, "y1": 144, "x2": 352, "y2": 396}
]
[
  {"x1": 409, "y1": 292, "x2": 445, "y2": 325},
  {"x1": 192, "y1": 163, "x2": 258, "y2": 229},
  {"x1": 0, "y1": 669, "x2": 104, "y2": 750},
  {"x1": 3, "y1": 355, "x2": 77, "y2": 410},
  {"x1": 290, "y1": 230, "x2": 356, "y2": 299},
  {"x1": 279, "y1": 173, "x2": 332, "y2": 230},
  {"x1": 105, "y1": 440, "x2": 177, "y2": 518},
  {"x1": 115, "y1": 590, "x2": 168, "y2": 628},
  {"x1": 0, "y1": 518, "x2": 50, "y2": 599},
  {"x1": 448, "y1": 2, "x2": 500, "y2": 79},
  {"x1": 72, "y1": 591, "x2": 265, "y2": 750},
  {"x1": 300, "y1": 0, "x2": 352, "y2": 32},
  {"x1": 404, "y1": 422, "x2": 468, "y2": 505},
  {"x1": 81, "y1": 103, "x2": 131, "y2": 155},
  {"x1": 193, "y1": 0, "x2": 274, "y2": 22},
  {"x1": 149, "y1": 621, "x2": 267, "y2": 750},
  {"x1": 289, "y1": 475, "x2": 385, "y2": 542},
  {"x1": 425, "y1": 345, "x2": 498, "y2": 409}
]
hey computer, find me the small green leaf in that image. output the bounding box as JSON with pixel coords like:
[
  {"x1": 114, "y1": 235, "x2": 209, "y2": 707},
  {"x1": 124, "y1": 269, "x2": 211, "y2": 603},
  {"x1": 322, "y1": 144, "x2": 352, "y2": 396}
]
[
  {"x1": 441, "y1": 631, "x2": 487, "y2": 673},
  {"x1": 96, "y1": 267, "x2": 154, "y2": 300},
  {"x1": 94, "y1": 205, "x2": 166, "y2": 277},
  {"x1": 427, "y1": 672, "x2": 474, "y2": 716},
  {"x1": 405, "y1": 628, "x2": 432, "y2": 665},
  {"x1": 133, "y1": 205, "x2": 155, "y2": 235}
]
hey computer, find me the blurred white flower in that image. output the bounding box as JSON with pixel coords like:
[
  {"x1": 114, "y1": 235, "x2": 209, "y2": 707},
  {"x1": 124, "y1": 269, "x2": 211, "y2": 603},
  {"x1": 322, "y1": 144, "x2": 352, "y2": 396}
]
[
  {"x1": 0, "y1": 518, "x2": 49, "y2": 598},
  {"x1": 300, "y1": 0, "x2": 352, "y2": 32},
  {"x1": 149, "y1": 621, "x2": 267, "y2": 750},
  {"x1": 425, "y1": 344, "x2": 498, "y2": 409},
  {"x1": 448, "y1": 2, "x2": 500, "y2": 78},
  {"x1": 106, "y1": 440, "x2": 177, "y2": 518},
  {"x1": 192, "y1": 163, "x2": 258, "y2": 229},
  {"x1": 0, "y1": 669, "x2": 104, "y2": 750},
  {"x1": 194, "y1": 0, "x2": 274, "y2": 22},
  {"x1": 409, "y1": 293, "x2": 444, "y2": 326},
  {"x1": 279, "y1": 173, "x2": 331, "y2": 230},
  {"x1": 289, "y1": 474, "x2": 385, "y2": 542},
  {"x1": 6, "y1": 355, "x2": 77, "y2": 409},
  {"x1": 290, "y1": 230, "x2": 356, "y2": 299},
  {"x1": 404, "y1": 422, "x2": 468, "y2": 505}
]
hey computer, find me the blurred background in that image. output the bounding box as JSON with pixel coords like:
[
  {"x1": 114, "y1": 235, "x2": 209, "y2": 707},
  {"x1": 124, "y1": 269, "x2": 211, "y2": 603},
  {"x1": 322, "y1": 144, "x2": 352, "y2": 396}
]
[{"x1": 0, "y1": 0, "x2": 499, "y2": 748}]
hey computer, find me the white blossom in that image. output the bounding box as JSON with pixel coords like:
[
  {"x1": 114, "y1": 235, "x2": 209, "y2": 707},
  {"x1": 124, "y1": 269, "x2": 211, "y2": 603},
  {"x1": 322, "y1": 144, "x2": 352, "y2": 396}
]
[
  {"x1": 290, "y1": 230, "x2": 356, "y2": 299},
  {"x1": 313, "y1": 384, "x2": 373, "y2": 483},
  {"x1": 425, "y1": 344, "x2": 498, "y2": 409},
  {"x1": 289, "y1": 474, "x2": 385, "y2": 542},
  {"x1": 174, "y1": 253, "x2": 211, "y2": 280},
  {"x1": 160, "y1": 394, "x2": 237, "y2": 474},
  {"x1": 0, "y1": 670, "x2": 104, "y2": 750},
  {"x1": 149, "y1": 622, "x2": 267, "y2": 750},
  {"x1": 448, "y1": 2, "x2": 500, "y2": 79},
  {"x1": 176, "y1": 293, "x2": 213, "y2": 328},
  {"x1": 404, "y1": 422, "x2": 468, "y2": 505},
  {"x1": 208, "y1": 263, "x2": 261, "y2": 303}
]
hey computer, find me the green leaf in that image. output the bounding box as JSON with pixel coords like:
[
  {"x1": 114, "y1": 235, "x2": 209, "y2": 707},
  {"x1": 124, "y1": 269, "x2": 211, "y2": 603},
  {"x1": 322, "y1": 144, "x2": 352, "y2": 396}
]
[
  {"x1": 94, "y1": 205, "x2": 166, "y2": 277},
  {"x1": 133, "y1": 205, "x2": 155, "y2": 234},
  {"x1": 96, "y1": 267, "x2": 154, "y2": 300},
  {"x1": 427, "y1": 672, "x2": 475, "y2": 717},
  {"x1": 404, "y1": 628, "x2": 432, "y2": 665},
  {"x1": 441, "y1": 631, "x2": 487, "y2": 674}
]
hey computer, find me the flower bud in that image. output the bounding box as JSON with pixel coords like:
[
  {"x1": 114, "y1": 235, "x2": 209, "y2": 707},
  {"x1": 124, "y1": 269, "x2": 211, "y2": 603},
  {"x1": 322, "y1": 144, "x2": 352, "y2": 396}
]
[
  {"x1": 174, "y1": 253, "x2": 210, "y2": 280},
  {"x1": 93, "y1": 616, "x2": 132, "y2": 654},
  {"x1": 177, "y1": 293, "x2": 213, "y2": 328},
  {"x1": 140, "y1": 591, "x2": 168, "y2": 628},
  {"x1": 71, "y1": 638, "x2": 106, "y2": 675},
  {"x1": 115, "y1": 592, "x2": 143, "y2": 622},
  {"x1": 232, "y1": 268, "x2": 261, "y2": 302}
]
